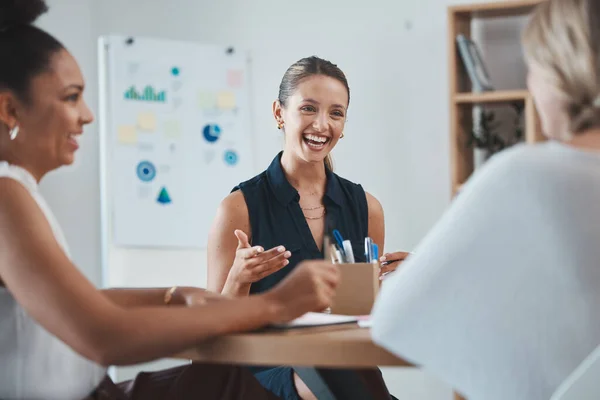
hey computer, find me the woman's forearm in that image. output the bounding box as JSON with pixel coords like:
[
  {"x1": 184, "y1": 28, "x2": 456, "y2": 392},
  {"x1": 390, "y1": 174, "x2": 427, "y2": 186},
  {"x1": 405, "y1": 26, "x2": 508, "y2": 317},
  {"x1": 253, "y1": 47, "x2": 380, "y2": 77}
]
[
  {"x1": 221, "y1": 276, "x2": 251, "y2": 297},
  {"x1": 101, "y1": 287, "x2": 195, "y2": 308},
  {"x1": 87, "y1": 292, "x2": 282, "y2": 366}
]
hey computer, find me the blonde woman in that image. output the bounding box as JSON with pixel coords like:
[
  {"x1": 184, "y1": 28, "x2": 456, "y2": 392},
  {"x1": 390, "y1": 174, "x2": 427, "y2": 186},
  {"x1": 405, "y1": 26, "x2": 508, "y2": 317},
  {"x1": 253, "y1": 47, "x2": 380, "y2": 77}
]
[{"x1": 372, "y1": 0, "x2": 600, "y2": 399}]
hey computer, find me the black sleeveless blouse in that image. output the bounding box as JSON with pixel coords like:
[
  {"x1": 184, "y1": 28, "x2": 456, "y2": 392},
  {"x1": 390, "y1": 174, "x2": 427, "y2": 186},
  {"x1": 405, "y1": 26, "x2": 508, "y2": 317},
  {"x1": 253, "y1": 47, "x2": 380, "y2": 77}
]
[{"x1": 233, "y1": 152, "x2": 369, "y2": 294}]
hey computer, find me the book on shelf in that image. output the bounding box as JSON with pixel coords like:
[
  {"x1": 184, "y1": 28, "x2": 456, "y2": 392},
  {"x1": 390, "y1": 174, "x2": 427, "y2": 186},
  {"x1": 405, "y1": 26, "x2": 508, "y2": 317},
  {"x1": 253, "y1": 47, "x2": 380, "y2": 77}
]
[{"x1": 456, "y1": 34, "x2": 494, "y2": 92}]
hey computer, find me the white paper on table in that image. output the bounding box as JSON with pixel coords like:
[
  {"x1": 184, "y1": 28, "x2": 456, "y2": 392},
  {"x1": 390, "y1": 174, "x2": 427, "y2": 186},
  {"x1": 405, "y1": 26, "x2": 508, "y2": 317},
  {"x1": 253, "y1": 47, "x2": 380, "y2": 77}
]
[{"x1": 270, "y1": 312, "x2": 358, "y2": 329}]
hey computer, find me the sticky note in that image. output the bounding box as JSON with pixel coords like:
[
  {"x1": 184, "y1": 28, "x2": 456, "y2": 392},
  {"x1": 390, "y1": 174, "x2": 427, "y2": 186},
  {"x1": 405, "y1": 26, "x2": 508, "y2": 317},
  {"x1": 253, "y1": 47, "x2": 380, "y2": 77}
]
[
  {"x1": 198, "y1": 91, "x2": 217, "y2": 110},
  {"x1": 137, "y1": 112, "x2": 156, "y2": 131},
  {"x1": 217, "y1": 91, "x2": 236, "y2": 110},
  {"x1": 164, "y1": 120, "x2": 181, "y2": 138},
  {"x1": 117, "y1": 125, "x2": 137, "y2": 144},
  {"x1": 227, "y1": 69, "x2": 244, "y2": 88}
]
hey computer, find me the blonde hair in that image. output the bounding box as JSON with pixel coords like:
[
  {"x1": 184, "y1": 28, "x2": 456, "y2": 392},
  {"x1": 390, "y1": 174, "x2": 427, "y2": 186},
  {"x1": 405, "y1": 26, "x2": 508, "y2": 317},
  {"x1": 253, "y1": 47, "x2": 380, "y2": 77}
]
[{"x1": 522, "y1": 0, "x2": 600, "y2": 138}]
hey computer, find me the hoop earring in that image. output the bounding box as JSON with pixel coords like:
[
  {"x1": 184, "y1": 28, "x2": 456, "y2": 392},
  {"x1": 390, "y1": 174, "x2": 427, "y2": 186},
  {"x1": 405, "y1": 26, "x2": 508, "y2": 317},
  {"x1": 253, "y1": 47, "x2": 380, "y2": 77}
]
[
  {"x1": 9, "y1": 125, "x2": 19, "y2": 141},
  {"x1": 340, "y1": 132, "x2": 344, "y2": 139}
]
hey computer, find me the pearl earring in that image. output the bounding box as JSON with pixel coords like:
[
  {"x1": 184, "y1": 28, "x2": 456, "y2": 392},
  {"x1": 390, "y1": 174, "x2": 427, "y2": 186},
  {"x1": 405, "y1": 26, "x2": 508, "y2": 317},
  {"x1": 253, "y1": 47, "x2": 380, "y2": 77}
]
[{"x1": 9, "y1": 125, "x2": 19, "y2": 141}]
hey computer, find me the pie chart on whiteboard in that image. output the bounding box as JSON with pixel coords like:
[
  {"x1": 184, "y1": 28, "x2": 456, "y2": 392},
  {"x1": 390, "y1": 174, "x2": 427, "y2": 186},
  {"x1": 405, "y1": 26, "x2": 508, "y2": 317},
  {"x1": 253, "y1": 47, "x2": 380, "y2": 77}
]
[{"x1": 203, "y1": 124, "x2": 221, "y2": 143}]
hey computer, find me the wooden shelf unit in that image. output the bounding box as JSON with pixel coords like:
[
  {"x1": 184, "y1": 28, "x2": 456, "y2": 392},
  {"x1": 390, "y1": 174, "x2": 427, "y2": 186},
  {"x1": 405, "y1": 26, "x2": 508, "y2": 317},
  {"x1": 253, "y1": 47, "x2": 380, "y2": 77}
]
[
  {"x1": 448, "y1": 0, "x2": 545, "y2": 197},
  {"x1": 449, "y1": 0, "x2": 543, "y2": 18},
  {"x1": 454, "y1": 89, "x2": 528, "y2": 104}
]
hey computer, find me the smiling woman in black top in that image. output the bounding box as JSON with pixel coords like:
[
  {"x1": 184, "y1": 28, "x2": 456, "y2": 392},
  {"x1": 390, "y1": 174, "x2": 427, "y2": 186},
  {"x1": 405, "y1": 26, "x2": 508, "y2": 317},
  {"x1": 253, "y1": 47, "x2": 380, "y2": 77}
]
[{"x1": 208, "y1": 56, "x2": 404, "y2": 400}]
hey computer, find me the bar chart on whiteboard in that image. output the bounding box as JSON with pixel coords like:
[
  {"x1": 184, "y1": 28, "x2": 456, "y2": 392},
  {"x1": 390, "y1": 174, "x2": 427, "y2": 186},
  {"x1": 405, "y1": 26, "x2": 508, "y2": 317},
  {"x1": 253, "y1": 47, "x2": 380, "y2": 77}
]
[{"x1": 100, "y1": 35, "x2": 254, "y2": 249}]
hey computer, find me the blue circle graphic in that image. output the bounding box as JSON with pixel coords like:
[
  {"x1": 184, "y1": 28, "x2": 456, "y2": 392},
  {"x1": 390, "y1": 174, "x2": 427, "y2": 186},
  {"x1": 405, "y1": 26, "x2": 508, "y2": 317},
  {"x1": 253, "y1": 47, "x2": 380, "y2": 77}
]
[
  {"x1": 136, "y1": 160, "x2": 156, "y2": 182},
  {"x1": 171, "y1": 67, "x2": 180, "y2": 76},
  {"x1": 203, "y1": 124, "x2": 221, "y2": 143},
  {"x1": 224, "y1": 150, "x2": 238, "y2": 166}
]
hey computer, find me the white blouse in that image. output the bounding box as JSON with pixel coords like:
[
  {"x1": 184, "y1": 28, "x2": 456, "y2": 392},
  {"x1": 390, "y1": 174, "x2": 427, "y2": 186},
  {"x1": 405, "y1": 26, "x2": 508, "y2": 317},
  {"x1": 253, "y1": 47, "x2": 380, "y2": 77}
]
[{"x1": 0, "y1": 161, "x2": 106, "y2": 400}]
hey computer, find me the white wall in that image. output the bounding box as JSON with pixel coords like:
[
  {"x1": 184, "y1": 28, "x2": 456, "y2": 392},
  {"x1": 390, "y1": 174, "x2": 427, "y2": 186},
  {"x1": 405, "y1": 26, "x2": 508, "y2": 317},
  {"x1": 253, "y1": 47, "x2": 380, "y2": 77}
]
[
  {"x1": 37, "y1": 0, "x2": 101, "y2": 284},
  {"x1": 91, "y1": 0, "x2": 458, "y2": 252},
  {"x1": 36, "y1": 0, "x2": 529, "y2": 398}
]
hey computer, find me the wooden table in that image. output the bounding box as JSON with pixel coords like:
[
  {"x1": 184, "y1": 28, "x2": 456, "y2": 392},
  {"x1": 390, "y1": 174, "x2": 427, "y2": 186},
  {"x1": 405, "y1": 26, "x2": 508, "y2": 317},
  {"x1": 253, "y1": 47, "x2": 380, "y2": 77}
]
[
  {"x1": 174, "y1": 324, "x2": 465, "y2": 399},
  {"x1": 175, "y1": 324, "x2": 409, "y2": 368}
]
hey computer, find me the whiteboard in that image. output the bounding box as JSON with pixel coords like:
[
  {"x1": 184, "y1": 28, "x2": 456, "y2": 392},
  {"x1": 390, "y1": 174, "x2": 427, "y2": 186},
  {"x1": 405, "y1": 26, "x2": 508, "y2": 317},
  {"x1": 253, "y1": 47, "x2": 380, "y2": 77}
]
[{"x1": 99, "y1": 35, "x2": 254, "y2": 249}]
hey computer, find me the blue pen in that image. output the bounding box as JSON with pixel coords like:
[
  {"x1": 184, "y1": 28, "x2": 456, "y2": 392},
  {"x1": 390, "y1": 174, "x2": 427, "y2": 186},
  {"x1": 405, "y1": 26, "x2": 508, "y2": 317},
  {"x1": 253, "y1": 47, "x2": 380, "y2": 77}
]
[
  {"x1": 332, "y1": 229, "x2": 346, "y2": 260},
  {"x1": 332, "y1": 229, "x2": 344, "y2": 249},
  {"x1": 372, "y1": 243, "x2": 379, "y2": 264}
]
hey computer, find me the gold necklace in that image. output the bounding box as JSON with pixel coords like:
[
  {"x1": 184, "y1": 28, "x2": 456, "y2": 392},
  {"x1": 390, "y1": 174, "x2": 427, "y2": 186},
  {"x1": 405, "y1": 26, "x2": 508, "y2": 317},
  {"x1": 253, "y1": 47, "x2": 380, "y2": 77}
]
[
  {"x1": 303, "y1": 208, "x2": 326, "y2": 220},
  {"x1": 301, "y1": 205, "x2": 324, "y2": 211}
]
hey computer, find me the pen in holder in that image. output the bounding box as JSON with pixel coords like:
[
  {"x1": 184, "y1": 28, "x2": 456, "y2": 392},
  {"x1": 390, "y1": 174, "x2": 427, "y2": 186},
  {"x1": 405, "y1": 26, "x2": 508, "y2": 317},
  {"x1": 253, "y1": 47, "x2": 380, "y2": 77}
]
[
  {"x1": 324, "y1": 232, "x2": 380, "y2": 315},
  {"x1": 372, "y1": 244, "x2": 379, "y2": 264}
]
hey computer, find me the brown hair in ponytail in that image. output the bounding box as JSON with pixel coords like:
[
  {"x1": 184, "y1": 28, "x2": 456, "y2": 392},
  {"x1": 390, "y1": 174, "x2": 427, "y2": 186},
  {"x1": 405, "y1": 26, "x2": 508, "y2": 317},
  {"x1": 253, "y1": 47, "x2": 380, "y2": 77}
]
[{"x1": 277, "y1": 56, "x2": 349, "y2": 171}]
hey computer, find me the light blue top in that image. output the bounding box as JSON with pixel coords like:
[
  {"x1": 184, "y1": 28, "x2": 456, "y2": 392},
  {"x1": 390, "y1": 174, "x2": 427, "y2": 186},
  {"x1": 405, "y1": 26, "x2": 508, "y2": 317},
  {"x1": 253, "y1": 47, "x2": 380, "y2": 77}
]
[{"x1": 372, "y1": 142, "x2": 600, "y2": 400}]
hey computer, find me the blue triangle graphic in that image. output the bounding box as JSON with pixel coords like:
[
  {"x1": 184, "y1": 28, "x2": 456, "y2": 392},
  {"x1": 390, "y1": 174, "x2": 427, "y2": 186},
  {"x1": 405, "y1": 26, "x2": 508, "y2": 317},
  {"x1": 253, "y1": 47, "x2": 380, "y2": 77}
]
[{"x1": 157, "y1": 187, "x2": 172, "y2": 204}]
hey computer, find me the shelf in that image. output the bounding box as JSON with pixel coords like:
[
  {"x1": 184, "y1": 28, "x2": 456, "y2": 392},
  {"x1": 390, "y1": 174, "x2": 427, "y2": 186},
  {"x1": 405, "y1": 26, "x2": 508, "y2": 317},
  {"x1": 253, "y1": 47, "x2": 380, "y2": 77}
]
[
  {"x1": 448, "y1": 1, "x2": 544, "y2": 199},
  {"x1": 449, "y1": 0, "x2": 544, "y2": 18},
  {"x1": 454, "y1": 90, "x2": 529, "y2": 104}
]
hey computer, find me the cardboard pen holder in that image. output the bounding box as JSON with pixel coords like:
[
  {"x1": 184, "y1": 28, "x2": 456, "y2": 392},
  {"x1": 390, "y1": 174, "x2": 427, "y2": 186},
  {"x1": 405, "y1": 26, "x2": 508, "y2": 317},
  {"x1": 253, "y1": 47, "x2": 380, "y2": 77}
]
[{"x1": 330, "y1": 262, "x2": 380, "y2": 316}]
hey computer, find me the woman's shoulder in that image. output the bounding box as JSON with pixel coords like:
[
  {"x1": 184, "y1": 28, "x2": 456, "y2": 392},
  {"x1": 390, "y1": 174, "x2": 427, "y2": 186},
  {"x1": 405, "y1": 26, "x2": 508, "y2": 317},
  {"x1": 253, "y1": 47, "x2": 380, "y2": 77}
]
[
  {"x1": 330, "y1": 171, "x2": 363, "y2": 190},
  {"x1": 488, "y1": 141, "x2": 550, "y2": 165},
  {"x1": 220, "y1": 163, "x2": 274, "y2": 210},
  {"x1": 468, "y1": 142, "x2": 575, "y2": 186},
  {"x1": 0, "y1": 163, "x2": 39, "y2": 213},
  {"x1": 0, "y1": 175, "x2": 34, "y2": 213},
  {"x1": 218, "y1": 190, "x2": 248, "y2": 218},
  {"x1": 329, "y1": 171, "x2": 376, "y2": 220},
  {"x1": 455, "y1": 142, "x2": 583, "y2": 205},
  {"x1": 0, "y1": 162, "x2": 37, "y2": 193},
  {"x1": 231, "y1": 169, "x2": 269, "y2": 195},
  {"x1": 329, "y1": 172, "x2": 368, "y2": 204}
]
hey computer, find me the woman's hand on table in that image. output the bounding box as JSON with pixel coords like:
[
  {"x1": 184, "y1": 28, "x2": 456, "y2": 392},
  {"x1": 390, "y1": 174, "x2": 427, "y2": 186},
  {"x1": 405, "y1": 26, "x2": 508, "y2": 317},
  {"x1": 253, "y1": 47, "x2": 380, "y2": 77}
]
[{"x1": 379, "y1": 251, "x2": 411, "y2": 279}]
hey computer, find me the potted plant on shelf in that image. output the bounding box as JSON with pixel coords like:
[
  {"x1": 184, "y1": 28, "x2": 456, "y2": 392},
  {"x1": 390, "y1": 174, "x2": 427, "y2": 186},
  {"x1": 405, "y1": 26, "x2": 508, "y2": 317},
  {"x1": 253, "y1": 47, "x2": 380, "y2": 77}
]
[{"x1": 468, "y1": 102, "x2": 524, "y2": 168}]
